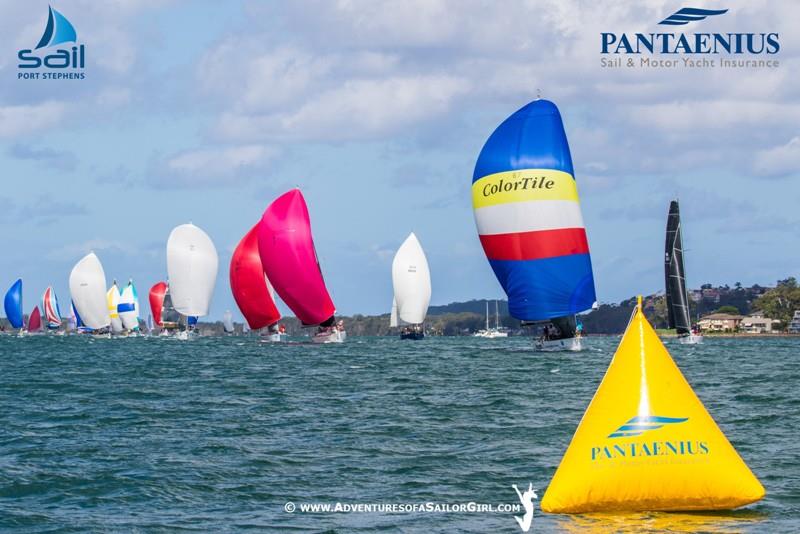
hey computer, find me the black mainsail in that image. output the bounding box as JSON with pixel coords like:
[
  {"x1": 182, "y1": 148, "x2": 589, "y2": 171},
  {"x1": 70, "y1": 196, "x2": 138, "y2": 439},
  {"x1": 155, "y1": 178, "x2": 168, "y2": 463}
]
[{"x1": 664, "y1": 200, "x2": 692, "y2": 336}]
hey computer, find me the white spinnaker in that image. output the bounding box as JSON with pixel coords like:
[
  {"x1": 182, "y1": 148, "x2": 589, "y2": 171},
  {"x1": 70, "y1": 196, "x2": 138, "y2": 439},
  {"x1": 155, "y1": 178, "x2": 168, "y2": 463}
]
[
  {"x1": 119, "y1": 282, "x2": 139, "y2": 330},
  {"x1": 391, "y1": 232, "x2": 431, "y2": 325},
  {"x1": 166, "y1": 223, "x2": 219, "y2": 317},
  {"x1": 390, "y1": 297, "x2": 399, "y2": 327},
  {"x1": 69, "y1": 253, "x2": 111, "y2": 330},
  {"x1": 223, "y1": 310, "x2": 234, "y2": 333}
]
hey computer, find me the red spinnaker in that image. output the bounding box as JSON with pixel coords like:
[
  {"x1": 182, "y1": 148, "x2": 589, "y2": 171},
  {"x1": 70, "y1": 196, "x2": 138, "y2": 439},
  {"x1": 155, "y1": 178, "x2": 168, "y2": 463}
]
[
  {"x1": 149, "y1": 281, "x2": 167, "y2": 326},
  {"x1": 28, "y1": 306, "x2": 42, "y2": 332},
  {"x1": 231, "y1": 224, "x2": 281, "y2": 329}
]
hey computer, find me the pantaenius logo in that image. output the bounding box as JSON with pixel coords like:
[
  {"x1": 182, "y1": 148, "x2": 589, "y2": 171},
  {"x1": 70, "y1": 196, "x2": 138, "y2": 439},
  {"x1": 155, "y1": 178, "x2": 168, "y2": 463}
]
[
  {"x1": 601, "y1": 6, "x2": 780, "y2": 55},
  {"x1": 18, "y1": 5, "x2": 85, "y2": 80},
  {"x1": 591, "y1": 415, "x2": 710, "y2": 461}
]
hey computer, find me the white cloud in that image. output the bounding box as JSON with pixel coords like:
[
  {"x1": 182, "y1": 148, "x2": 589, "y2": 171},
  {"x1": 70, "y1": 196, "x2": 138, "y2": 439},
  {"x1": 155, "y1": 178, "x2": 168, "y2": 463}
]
[
  {"x1": 753, "y1": 137, "x2": 800, "y2": 177},
  {"x1": 0, "y1": 101, "x2": 66, "y2": 138},
  {"x1": 149, "y1": 144, "x2": 279, "y2": 188},
  {"x1": 45, "y1": 239, "x2": 131, "y2": 261},
  {"x1": 216, "y1": 75, "x2": 469, "y2": 141}
]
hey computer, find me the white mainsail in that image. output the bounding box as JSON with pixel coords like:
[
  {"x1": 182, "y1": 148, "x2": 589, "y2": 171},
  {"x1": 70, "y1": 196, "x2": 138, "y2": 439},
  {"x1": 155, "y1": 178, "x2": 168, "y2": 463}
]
[
  {"x1": 166, "y1": 223, "x2": 219, "y2": 317},
  {"x1": 391, "y1": 232, "x2": 431, "y2": 326},
  {"x1": 118, "y1": 280, "x2": 140, "y2": 331},
  {"x1": 69, "y1": 252, "x2": 111, "y2": 330}
]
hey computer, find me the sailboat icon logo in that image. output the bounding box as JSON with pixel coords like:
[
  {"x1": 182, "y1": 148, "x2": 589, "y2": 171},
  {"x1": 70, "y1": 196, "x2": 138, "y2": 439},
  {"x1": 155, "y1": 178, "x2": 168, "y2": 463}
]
[{"x1": 35, "y1": 6, "x2": 77, "y2": 49}]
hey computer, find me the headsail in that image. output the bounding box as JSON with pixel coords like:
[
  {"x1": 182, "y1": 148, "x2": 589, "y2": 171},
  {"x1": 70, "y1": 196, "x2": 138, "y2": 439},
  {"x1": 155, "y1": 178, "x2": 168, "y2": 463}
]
[
  {"x1": 27, "y1": 306, "x2": 42, "y2": 332},
  {"x1": 665, "y1": 200, "x2": 692, "y2": 335},
  {"x1": 390, "y1": 297, "x2": 398, "y2": 328},
  {"x1": 391, "y1": 232, "x2": 431, "y2": 326},
  {"x1": 118, "y1": 280, "x2": 140, "y2": 331},
  {"x1": 472, "y1": 99, "x2": 596, "y2": 321},
  {"x1": 4, "y1": 279, "x2": 24, "y2": 329},
  {"x1": 230, "y1": 223, "x2": 281, "y2": 329},
  {"x1": 162, "y1": 286, "x2": 181, "y2": 326},
  {"x1": 69, "y1": 253, "x2": 110, "y2": 330},
  {"x1": 223, "y1": 310, "x2": 234, "y2": 333},
  {"x1": 107, "y1": 281, "x2": 123, "y2": 333},
  {"x1": 166, "y1": 224, "x2": 219, "y2": 317},
  {"x1": 42, "y1": 286, "x2": 62, "y2": 328},
  {"x1": 257, "y1": 189, "x2": 336, "y2": 326}
]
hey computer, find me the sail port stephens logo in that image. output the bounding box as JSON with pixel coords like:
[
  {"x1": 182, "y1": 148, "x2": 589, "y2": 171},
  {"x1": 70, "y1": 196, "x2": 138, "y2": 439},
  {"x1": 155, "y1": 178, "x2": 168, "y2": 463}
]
[
  {"x1": 600, "y1": 6, "x2": 780, "y2": 69},
  {"x1": 591, "y1": 415, "x2": 710, "y2": 461},
  {"x1": 18, "y1": 5, "x2": 85, "y2": 80}
]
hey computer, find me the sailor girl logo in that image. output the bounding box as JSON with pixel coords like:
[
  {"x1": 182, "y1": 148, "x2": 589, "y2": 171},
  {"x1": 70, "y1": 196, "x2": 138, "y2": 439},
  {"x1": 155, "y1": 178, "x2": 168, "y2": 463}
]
[{"x1": 18, "y1": 5, "x2": 86, "y2": 80}]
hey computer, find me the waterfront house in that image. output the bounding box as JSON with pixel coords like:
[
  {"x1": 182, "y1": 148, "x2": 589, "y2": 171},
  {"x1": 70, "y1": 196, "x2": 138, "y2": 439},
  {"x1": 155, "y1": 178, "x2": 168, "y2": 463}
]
[
  {"x1": 698, "y1": 313, "x2": 743, "y2": 333},
  {"x1": 740, "y1": 312, "x2": 781, "y2": 334},
  {"x1": 789, "y1": 311, "x2": 800, "y2": 333}
]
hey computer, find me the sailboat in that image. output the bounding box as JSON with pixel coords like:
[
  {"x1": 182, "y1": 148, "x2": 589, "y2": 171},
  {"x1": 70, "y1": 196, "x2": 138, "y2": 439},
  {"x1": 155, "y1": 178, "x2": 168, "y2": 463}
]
[
  {"x1": 230, "y1": 223, "x2": 284, "y2": 341},
  {"x1": 474, "y1": 300, "x2": 509, "y2": 338},
  {"x1": 258, "y1": 189, "x2": 345, "y2": 343},
  {"x1": 107, "y1": 281, "x2": 124, "y2": 335},
  {"x1": 665, "y1": 200, "x2": 703, "y2": 344},
  {"x1": 4, "y1": 279, "x2": 24, "y2": 334},
  {"x1": 42, "y1": 286, "x2": 62, "y2": 332},
  {"x1": 222, "y1": 310, "x2": 235, "y2": 334},
  {"x1": 390, "y1": 232, "x2": 431, "y2": 340},
  {"x1": 70, "y1": 300, "x2": 89, "y2": 333},
  {"x1": 166, "y1": 223, "x2": 219, "y2": 339},
  {"x1": 69, "y1": 253, "x2": 111, "y2": 334},
  {"x1": 118, "y1": 279, "x2": 140, "y2": 335},
  {"x1": 27, "y1": 306, "x2": 43, "y2": 334},
  {"x1": 472, "y1": 98, "x2": 596, "y2": 351}
]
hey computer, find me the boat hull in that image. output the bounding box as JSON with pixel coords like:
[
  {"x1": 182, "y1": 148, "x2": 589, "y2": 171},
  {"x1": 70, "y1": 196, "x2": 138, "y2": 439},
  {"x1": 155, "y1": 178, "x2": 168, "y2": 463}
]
[
  {"x1": 312, "y1": 329, "x2": 346, "y2": 344},
  {"x1": 259, "y1": 332, "x2": 287, "y2": 343},
  {"x1": 535, "y1": 336, "x2": 583, "y2": 352},
  {"x1": 474, "y1": 330, "x2": 508, "y2": 338},
  {"x1": 400, "y1": 331, "x2": 425, "y2": 340},
  {"x1": 678, "y1": 333, "x2": 704, "y2": 344}
]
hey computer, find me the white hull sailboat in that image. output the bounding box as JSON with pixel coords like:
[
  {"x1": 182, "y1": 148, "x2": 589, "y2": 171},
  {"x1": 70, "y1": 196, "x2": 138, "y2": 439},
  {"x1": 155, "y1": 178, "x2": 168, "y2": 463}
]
[
  {"x1": 535, "y1": 336, "x2": 583, "y2": 352},
  {"x1": 474, "y1": 300, "x2": 508, "y2": 338},
  {"x1": 678, "y1": 333, "x2": 704, "y2": 345},
  {"x1": 311, "y1": 328, "x2": 347, "y2": 344}
]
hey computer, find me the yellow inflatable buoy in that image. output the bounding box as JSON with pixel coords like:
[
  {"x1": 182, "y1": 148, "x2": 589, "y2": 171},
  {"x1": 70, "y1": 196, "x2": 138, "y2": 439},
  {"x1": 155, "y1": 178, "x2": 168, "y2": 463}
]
[{"x1": 541, "y1": 297, "x2": 764, "y2": 513}]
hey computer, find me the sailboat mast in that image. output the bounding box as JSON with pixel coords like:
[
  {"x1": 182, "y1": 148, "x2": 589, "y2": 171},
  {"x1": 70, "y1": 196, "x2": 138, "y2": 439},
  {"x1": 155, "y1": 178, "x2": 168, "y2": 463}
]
[
  {"x1": 485, "y1": 301, "x2": 489, "y2": 330},
  {"x1": 495, "y1": 300, "x2": 500, "y2": 329}
]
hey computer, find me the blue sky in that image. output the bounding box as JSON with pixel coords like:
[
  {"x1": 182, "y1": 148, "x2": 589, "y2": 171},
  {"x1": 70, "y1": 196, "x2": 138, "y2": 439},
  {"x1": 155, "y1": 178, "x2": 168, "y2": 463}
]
[{"x1": 1, "y1": 0, "x2": 798, "y2": 320}]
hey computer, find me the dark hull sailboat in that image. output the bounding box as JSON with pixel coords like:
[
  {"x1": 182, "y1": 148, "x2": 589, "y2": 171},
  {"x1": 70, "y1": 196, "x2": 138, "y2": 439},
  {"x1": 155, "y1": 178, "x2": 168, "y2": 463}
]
[{"x1": 665, "y1": 200, "x2": 702, "y2": 344}]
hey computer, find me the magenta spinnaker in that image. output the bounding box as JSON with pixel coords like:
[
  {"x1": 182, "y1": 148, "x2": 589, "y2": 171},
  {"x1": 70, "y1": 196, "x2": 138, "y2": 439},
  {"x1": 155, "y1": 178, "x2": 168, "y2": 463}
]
[{"x1": 257, "y1": 189, "x2": 336, "y2": 326}]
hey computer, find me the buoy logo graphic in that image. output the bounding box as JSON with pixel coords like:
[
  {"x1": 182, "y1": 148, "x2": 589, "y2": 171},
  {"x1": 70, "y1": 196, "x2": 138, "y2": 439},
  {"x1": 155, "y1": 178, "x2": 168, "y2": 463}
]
[
  {"x1": 608, "y1": 415, "x2": 688, "y2": 438},
  {"x1": 512, "y1": 483, "x2": 537, "y2": 532},
  {"x1": 659, "y1": 7, "x2": 728, "y2": 26}
]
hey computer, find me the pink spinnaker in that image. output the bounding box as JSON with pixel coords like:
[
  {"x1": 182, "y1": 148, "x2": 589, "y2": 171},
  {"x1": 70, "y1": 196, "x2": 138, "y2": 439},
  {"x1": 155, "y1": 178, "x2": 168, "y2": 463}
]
[{"x1": 258, "y1": 189, "x2": 335, "y2": 325}]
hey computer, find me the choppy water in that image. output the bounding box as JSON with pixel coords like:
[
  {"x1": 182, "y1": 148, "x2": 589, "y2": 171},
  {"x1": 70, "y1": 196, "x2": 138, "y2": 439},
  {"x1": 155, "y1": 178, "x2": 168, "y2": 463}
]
[{"x1": 0, "y1": 334, "x2": 798, "y2": 533}]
